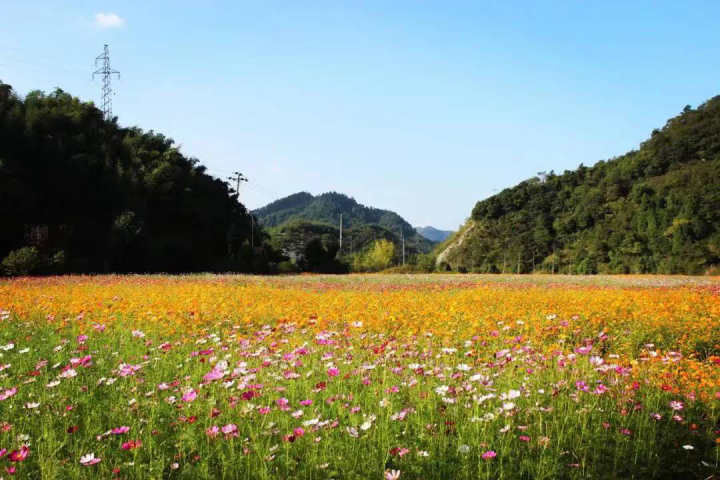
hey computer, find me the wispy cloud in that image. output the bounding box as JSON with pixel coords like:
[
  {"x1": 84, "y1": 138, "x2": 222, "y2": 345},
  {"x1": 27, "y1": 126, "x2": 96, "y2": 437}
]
[{"x1": 95, "y1": 12, "x2": 125, "y2": 29}]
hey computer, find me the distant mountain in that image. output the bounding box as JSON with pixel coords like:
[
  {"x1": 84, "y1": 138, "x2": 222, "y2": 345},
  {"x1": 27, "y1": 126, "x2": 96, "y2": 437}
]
[
  {"x1": 438, "y1": 96, "x2": 720, "y2": 274},
  {"x1": 253, "y1": 192, "x2": 435, "y2": 257},
  {"x1": 415, "y1": 226, "x2": 454, "y2": 243}
]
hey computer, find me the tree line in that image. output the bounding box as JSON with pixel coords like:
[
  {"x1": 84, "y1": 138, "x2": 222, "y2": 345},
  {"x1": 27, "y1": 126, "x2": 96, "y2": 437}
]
[
  {"x1": 0, "y1": 81, "x2": 280, "y2": 275},
  {"x1": 442, "y1": 99, "x2": 720, "y2": 274}
]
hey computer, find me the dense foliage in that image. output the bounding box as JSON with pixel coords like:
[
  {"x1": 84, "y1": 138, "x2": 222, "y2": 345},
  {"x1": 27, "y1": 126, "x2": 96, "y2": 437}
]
[
  {"x1": 255, "y1": 192, "x2": 434, "y2": 271},
  {"x1": 0, "y1": 81, "x2": 272, "y2": 274},
  {"x1": 443, "y1": 98, "x2": 720, "y2": 274}
]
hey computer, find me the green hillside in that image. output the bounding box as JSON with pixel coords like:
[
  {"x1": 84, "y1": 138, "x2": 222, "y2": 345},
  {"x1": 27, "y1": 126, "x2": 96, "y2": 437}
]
[
  {"x1": 254, "y1": 192, "x2": 434, "y2": 260},
  {"x1": 439, "y1": 98, "x2": 720, "y2": 274}
]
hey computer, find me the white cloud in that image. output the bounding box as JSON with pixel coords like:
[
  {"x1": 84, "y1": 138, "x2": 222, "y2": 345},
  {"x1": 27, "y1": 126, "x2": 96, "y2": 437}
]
[{"x1": 95, "y1": 12, "x2": 125, "y2": 29}]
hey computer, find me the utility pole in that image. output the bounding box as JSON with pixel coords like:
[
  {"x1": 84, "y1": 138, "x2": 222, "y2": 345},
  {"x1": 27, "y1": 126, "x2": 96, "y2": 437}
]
[
  {"x1": 93, "y1": 44, "x2": 121, "y2": 120},
  {"x1": 227, "y1": 172, "x2": 248, "y2": 199}
]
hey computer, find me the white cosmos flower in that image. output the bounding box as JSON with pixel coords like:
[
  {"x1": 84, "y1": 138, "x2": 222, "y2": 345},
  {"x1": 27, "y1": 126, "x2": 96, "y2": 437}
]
[
  {"x1": 501, "y1": 389, "x2": 521, "y2": 400},
  {"x1": 303, "y1": 418, "x2": 320, "y2": 427},
  {"x1": 434, "y1": 385, "x2": 449, "y2": 396}
]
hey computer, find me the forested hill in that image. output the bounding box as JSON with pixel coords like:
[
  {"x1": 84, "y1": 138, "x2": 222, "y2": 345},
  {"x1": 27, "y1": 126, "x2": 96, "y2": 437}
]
[
  {"x1": 253, "y1": 191, "x2": 434, "y2": 256},
  {"x1": 440, "y1": 97, "x2": 720, "y2": 274},
  {"x1": 254, "y1": 191, "x2": 414, "y2": 234},
  {"x1": 416, "y1": 226, "x2": 454, "y2": 243},
  {"x1": 0, "y1": 81, "x2": 266, "y2": 274}
]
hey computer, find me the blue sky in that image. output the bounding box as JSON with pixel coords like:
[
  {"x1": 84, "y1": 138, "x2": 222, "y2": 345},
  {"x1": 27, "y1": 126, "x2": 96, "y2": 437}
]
[{"x1": 2, "y1": 1, "x2": 719, "y2": 230}]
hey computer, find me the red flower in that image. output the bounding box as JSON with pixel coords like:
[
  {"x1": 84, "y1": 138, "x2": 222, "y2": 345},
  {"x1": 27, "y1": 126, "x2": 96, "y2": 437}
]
[{"x1": 9, "y1": 446, "x2": 29, "y2": 462}]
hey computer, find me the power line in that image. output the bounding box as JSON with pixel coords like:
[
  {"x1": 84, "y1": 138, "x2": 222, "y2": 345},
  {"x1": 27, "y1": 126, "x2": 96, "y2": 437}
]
[{"x1": 92, "y1": 44, "x2": 120, "y2": 120}]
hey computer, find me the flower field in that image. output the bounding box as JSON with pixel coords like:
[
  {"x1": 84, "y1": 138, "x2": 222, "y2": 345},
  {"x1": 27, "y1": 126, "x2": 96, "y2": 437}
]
[{"x1": 0, "y1": 274, "x2": 719, "y2": 479}]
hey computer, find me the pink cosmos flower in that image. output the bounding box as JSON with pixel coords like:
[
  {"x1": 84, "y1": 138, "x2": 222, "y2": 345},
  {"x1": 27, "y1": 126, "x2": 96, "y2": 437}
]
[
  {"x1": 111, "y1": 426, "x2": 130, "y2": 435},
  {"x1": 203, "y1": 367, "x2": 225, "y2": 382},
  {"x1": 206, "y1": 426, "x2": 220, "y2": 438},
  {"x1": 182, "y1": 390, "x2": 197, "y2": 403},
  {"x1": 594, "y1": 384, "x2": 608, "y2": 395},
  {"x1": 70, "y1": 355, "x2": 93, "y2": 368},
  {"x1": 76, "y1": 334, "x2": 88, "y2": 344},
  {"x1": 258, "y1": 407, "x2": 271, "y2": 415},
  {"x1": 327, "y1": 367, "x2": 339, "y2": 377},
  {"x1": 93, "y1": 323, "x2": 106, "y2": 332},
  {"x1": 0, "y1": 387, "x2": 17, "y2": 401},
  {"x1": 670, "y1": 400, "x2": 684, "y2": 411},
  {"x1": 118, "y1": 363, "x2": 142, "y2": 377},
  {"x1": 299, "y1": 399, "x2": 313, "y2": 406},
  {"x1": 221, "y1": 424, "x2": 238, "y2": 437},
  {"x1": 79, "y1": 453, "x2": 101, "y2": 466},
  {"x1": 293, "y1": 427, "x2": 305, "y2": 437},
  {"x1": 482, "y1": 450, "x2": 497, "y2": 460}
]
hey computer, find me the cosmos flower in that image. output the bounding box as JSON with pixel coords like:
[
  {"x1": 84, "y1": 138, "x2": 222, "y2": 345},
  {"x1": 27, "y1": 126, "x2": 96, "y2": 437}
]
[
  {"x1": 9, "y1": 446, "x2": 29, "y2": 462},
  {"x1": 385, "y1": 470, "x2": 401, "y2": 480},
  {"x1": 79, "y1": 453, "x2": 101, "y2": 466},
  {"x1": 182, "y1": 390, "x2": 197, "y2": 402},
  {"x1": 670, "y1": 401, "x2": 684, "y2": 411}
]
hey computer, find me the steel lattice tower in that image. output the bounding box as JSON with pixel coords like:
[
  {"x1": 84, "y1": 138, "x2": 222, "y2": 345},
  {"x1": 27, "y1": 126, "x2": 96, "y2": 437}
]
[{"x1": 93, "y1": 44, "x2": 120, "y2": 120}]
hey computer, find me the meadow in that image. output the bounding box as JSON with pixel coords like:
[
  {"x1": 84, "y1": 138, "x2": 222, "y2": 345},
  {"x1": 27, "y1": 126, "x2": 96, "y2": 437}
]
[{"x1": 0, "y1": 274, "x2": 718, "y2": 479}]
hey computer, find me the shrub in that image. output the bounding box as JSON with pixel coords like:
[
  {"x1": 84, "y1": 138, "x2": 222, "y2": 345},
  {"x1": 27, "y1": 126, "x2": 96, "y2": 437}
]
[{"x1": 2, "y1": 246, "x2": 41, "y2": 276}]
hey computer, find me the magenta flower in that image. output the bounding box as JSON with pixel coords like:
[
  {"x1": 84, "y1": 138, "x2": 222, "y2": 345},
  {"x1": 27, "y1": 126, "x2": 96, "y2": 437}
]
[
  {"x1": 206, "y1": 426, "x2": 220, "y2": 438},
  {"x1": 203, "y1": 367, "x2": 225, "y2": 382},
  {"x1": 482, "y1": 450, "x2": 497, "y2": 460},
  {"x1": 117, "y1": 363, "x2": 142, "y2": 377},
  {"x1": 182, "y1": 389, "x2": 197, "y2": 403},
  {"x1": 299, "y1": 399, "x2": 313, "y2": 406},
  {"x1": 76, "y1": 334, "x2": 88, "y2": 344},
  {"x1": 293, "y1": 427, "x2": 305, "y2": 437},
  {"x1": 327, "y1": 367, "x2": 339, "y2": 377},
  {"x1": 111, "y1": 426, "x2": 130, "y2": 435},
  {"x1": 9, "y1": 446, "x2": 29, "y2": 462},
  {"x1": 593, "y1": 384, "x2": 608, "y2": 395},
  {"x1": 0, "y1": 387, "x2": 17, "y2": 401}
]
